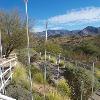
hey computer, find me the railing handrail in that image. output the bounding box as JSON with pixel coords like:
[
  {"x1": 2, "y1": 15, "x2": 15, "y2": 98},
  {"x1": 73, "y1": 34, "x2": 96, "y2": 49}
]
[
  {"x1": 0, "y1": 67, "x2": 11, "y2": 78},
  {"x1": 0, "y1": 57, "x2": 17, "y2": 66},
  {"x1": 0, "y1": 93, "x2": 16, "y2": 100}
]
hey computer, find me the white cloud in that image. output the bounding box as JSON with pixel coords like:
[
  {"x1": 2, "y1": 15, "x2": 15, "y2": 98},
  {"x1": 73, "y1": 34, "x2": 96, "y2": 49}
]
[
  {"x1": 48, "y1": 7, "x2": 100, "y2": 24},
  {"x1": 34, "y1": 7, "x2": 100, "y2": 32},
  {"x1": 33, "y1": 27, "x2": 44, "y2": 32}
]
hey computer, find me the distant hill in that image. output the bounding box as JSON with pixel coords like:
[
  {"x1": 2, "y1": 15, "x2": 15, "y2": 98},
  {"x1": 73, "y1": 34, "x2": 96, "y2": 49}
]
[
  {"x1": 78, "y1": 26, "x2": 100, "y2": 36},
  {"x1": 35, "y1": 26, "x2": 100, "y2": 37}
]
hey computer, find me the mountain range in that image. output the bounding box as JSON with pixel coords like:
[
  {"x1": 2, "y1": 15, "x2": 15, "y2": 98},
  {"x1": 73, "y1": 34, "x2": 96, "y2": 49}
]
[{"x1": 36, "y1": 26, "x2": 100, "y2": 37}]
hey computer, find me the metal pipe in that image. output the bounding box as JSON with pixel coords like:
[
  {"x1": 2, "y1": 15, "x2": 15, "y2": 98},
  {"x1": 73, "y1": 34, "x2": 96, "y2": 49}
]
[
  {"x1": 24, "y1": 0, "x2": 33, "y2": 100},
  {"x1": 81, "y1": 80, "x2": 84, "y2": 100},
  {"x1": 44, "y1": 21, "x2": 48, "y2": 100},
  {"x1": 0, "y1": 93, "x2": 16, "y2": 100}
]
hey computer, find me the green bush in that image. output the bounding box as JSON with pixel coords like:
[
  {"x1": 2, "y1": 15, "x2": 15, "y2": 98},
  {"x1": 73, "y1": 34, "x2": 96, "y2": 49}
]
[
  {"x1": 46, "y1": 92, "x2": 62, "y2": 100},
  {"x1": 57, "y1": 78, "x2": 71, "y2": 97},
  {"x1": 31, "y1": 65, "x2": 41, "y2": 77},
  {"x1": 34, "y1": 93, "x2": 44, "y2": 100},
  {"x1": 49, "y1": 57, "x2": 56, "y2": 64},
  {"x1": 50, "y1": 59, "x2": 55, "y2": 63},
  {"x1": 64, "y1": 64, "x2": 100, "y2": 100},
  {"x1": 34, "y1": 73, "x2": 44, "y2": 84},
  {"x1": 59, "y1": 61, "x2": 65, "y2": 67},
  {"x1": 13, "y1": 63, "x2": 30, "y2": 89},
  {"x1": 17, "y1": 48, "x2": 38, "y2": 65},
  {"x1": 95, "y1": 70, "x2": 100, "y2": 80},
  {"x1": 6, "y1": 82, "x2": 31, "y2": 100},
  {"x1": 6, "y1": 63, "x2": 33, "y2": 99},
  {"x1": 35, "y1": 42, "x2": 63, "y2": 55}
]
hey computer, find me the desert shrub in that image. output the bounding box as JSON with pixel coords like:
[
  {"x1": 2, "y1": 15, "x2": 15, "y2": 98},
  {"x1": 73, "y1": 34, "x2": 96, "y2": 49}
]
[
  {"x1": 34, "y1": 73, "x2": 44, "y2": 84},
  {"x1": 50, "y1": 59, "x2": 55, "y2": 63},
  {"x1": 6, "y1": 63, "x2": 32, "y2": 100},
  {"x1": 31, "y1": 65, "x2": 41, "y2": 76},
  {"x1": 95, "y1": 70, "x2": 100, "y2": 81},
  {"x1": 57, "y1": 78, "x2": 71, "y2": 97},
  {"x1": 6, "y1": 81, "x2": 31, "y2": 100},
  {"x1": 46, "y1": 92, "x2": 62, "y2": 100},
  {"x1": 59, "y1": 61, "x2": 65, "y2": 67},
  {"x1": 30, "y1": 65, "x2": 44, "y2": 84},
  {"x1": 66, "y1": 62, "x2": 74, "y2": 67},
  {"x1": 17, "y1": 48, "x2": 39, "y2": 65},
  {"x1": 74, "y1": 40, "x2": 100, "y2": 57},
  {"x1": 34, "y1": 93, "x2": 44, "y2": 100},
  {"x1": 12, "y1": 63, "x2": 30, "y2": 89},
  {"x1": 35, "y1": 42, "x2": 63, "y2": 55},
  {"x1": 49, "y1": 57, "x2": 56, "y2": 64},
  {"x1": 64, "y1": 63, "x2": 100, "y2": 100}
]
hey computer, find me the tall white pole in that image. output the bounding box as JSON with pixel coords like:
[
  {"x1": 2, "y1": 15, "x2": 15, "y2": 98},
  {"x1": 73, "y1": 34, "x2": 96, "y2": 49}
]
[
  {"x1": 92, "y1": 62, "x2": 95, "y2": 94},
  {"x1": 24, "y1": 0, "x2": 33, "y2": 100},
  {"x1": 81, "y1": 80, "x2": 83, "y2": 100},
  {"x1": 0, "y1": 30, "x2": 2, "y2": 58},
  {"x1": 44, "y1": 21, "x2": 48, "y2": 61},
  {"x1": 44, "y1": 21, "x2": 48, "y2": 78},
  {"x1": 44, "y1": 21, "x2": 48, "y2": 100},
  {"x1": 45, "y1": 21, "x2": 48, "y2": 42}
]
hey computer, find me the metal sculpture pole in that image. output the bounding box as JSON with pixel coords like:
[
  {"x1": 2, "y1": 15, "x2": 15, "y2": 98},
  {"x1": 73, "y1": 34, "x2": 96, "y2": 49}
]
[
  {"x1": 24, "y1": 0, "x2": 33, "y2": 100},
  {"x1": 0, "y1": 30, "x2": 2, "y2": 58},
  {"x1": 44, "y1": 21, "x2": 48, "y2": 100},
  {"x1": 44, "y1": 21, "x2": 48, "y2": 61},
  {"x1": 81, "y1": 80, "x2": 83, "y2": 100}
]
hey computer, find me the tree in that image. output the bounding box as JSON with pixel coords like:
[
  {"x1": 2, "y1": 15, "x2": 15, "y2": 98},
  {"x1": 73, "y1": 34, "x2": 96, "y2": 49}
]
[
  {"x1": 35, "y1": 41, "x2": 63, "y2": 55},
  {"x1": 0, "y1": 10, "x2": 33, "y2": 57}
]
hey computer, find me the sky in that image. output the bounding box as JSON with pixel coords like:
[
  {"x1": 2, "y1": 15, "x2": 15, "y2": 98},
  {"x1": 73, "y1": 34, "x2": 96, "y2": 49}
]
[{"x1": 0, "y1": 0, "x2": 100, "y2": 32}]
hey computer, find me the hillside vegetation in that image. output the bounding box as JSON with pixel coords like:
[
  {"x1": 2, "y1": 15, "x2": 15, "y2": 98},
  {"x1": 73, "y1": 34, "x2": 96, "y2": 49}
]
[{"x1": 0, "y1": 10, "x2": 100, "y2": 100}]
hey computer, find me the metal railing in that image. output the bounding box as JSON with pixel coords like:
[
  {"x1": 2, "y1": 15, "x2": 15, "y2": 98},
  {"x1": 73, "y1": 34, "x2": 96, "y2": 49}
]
[
  {"x1": 0, "y1": 93, "x2": 16, "y2": 100},
  {"x1": 0, "y1": 54, "x2": 17, "y2": 100}
]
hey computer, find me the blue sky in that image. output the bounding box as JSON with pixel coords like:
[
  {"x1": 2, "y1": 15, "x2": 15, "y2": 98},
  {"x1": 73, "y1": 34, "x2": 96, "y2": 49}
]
[{"x1": 0, "y1": 0, "x2": 100, "y2": 32}]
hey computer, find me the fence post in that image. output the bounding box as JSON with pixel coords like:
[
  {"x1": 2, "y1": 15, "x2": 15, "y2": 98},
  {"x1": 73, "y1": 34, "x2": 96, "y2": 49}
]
[
  {"x1": 48, "y1": 54, "x2": 51, "y2": 61},
  {"x1": 10, "y1": 61, "x2": 12, "y2": 80},
  {"x1": 0, "y1": 67, "x2": 4, "y2": 94}
]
